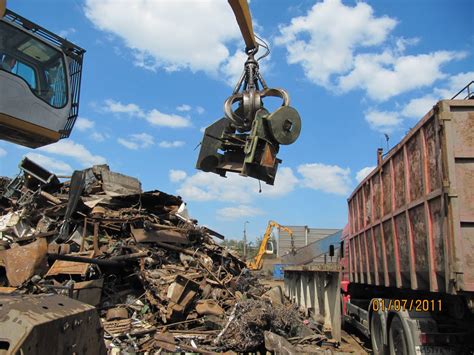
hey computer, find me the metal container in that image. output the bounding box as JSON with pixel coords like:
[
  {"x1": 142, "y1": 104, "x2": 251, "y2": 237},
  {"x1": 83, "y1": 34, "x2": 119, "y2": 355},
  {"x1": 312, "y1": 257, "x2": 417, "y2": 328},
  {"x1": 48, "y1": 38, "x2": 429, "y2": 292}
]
[
  {"x1": 347, "y1": 100, "x2": 474, "y2": 295},
  {"x1": 272, "y1": 263, "x2": 288, "y2": 280}
]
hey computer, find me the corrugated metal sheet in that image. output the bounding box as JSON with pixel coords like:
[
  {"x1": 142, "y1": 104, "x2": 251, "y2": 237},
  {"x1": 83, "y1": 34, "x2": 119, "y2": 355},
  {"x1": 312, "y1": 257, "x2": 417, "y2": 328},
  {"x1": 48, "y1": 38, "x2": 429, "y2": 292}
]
[
  {"x1": 307, "y1": 228, "x2": 340, "y2": 245},
  {"x1": 277, "y1": 226, "x2": 340, "y2": 256},
  {"x1": 282, "y1": 230, "x2": 342, "y2": 264}
]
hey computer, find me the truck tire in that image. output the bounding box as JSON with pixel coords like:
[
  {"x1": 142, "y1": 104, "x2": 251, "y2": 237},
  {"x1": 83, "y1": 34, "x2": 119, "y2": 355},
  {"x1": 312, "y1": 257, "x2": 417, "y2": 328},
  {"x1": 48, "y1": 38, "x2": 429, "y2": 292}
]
[
  {"x1": 370, "y1": 311, "x2": 387, "y2": 355},
  {"x1": 388, "y1": 314, "x2": 410, "y2": 355}
]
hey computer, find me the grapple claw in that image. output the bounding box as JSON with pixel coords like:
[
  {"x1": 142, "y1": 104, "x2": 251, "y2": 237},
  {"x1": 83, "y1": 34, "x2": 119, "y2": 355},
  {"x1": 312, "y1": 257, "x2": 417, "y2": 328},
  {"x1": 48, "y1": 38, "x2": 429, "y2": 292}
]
[{"x1": 196, "y1": 52, "x2": 301, "y2": 185}]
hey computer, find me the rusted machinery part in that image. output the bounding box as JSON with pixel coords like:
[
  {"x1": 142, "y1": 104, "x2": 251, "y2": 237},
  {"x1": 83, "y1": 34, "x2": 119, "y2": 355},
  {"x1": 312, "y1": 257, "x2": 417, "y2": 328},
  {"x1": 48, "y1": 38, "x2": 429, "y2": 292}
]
[
  {"x1": 91, "y1": 206, "x2": 106, "y2": 217},
  {"x1": 0, "y1": 294, "x2": 106, "y2": 354},
  {"x1": 265, "y1": 106, "x2": 301, "y2": 145},
  {"x1": 106, "y1": 307, "x2": 129, "y2": 321},
  {"x1": 223, "y1": 87, "x2": 290, "y2": 129}
]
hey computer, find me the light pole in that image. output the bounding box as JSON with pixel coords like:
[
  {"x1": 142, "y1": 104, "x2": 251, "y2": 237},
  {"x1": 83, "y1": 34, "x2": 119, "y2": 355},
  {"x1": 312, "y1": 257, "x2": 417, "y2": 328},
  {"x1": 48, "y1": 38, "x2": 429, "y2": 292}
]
[{"x1": 243, "y1": 221, "x2": 249, "y2": 259}]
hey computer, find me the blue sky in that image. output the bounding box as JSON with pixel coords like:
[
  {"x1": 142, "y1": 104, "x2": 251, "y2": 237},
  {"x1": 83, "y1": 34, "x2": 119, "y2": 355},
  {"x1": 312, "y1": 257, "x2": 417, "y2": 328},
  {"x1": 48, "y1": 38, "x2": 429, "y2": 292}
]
[{"x1": 0, "y1": 0, "x2": 472, "y2": 242}]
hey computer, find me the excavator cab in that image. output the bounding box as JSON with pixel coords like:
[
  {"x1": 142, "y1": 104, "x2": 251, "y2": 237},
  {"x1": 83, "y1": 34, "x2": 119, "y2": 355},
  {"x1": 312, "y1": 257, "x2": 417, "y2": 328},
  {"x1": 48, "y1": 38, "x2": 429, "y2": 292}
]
[
  {"x1": 248, "y1": 221, "x2": 292, "y2": 270},
  {"x1": 264, "y1": 237, "x2": 274, "y2": 254},
  {"x1": 0, "y1": 4, "x2": 85, "y2": 148}
]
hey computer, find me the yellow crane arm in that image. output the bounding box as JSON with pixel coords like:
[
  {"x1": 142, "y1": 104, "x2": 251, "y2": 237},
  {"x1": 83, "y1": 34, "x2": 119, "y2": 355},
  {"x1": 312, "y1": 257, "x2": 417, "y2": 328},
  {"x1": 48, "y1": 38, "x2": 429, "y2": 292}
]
[
  {"x1": 228, "y1": 0, "x2": 257, "y2": 52},
  {"x1": 1, "y1": 0, "x2": 6, "y2": 17},
  {"x1": 248, "y1": 220, "x2": 293, "y2": 270}
]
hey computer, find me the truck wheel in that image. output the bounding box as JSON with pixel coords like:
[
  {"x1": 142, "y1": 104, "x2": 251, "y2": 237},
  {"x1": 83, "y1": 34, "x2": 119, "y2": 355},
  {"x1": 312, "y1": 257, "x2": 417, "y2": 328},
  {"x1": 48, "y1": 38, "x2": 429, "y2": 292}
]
[
  {"x1": 370, "y1": 311, "x2": 387, "y2": 355},
  {"x1": 388, "y1": 315, "x2": 409, "y2": 355}
]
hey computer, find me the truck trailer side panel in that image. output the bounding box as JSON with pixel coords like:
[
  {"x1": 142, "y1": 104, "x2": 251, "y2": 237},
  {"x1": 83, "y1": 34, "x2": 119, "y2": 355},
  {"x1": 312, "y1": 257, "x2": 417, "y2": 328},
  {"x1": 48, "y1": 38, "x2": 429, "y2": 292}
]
[{"x1": 347, "y1": 100, "x2": 474, "y2": 296}]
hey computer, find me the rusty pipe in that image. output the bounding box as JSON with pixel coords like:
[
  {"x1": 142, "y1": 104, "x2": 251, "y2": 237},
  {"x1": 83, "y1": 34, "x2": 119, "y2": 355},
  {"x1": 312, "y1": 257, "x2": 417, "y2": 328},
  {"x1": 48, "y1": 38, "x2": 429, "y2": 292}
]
[
  {"x1": 47, "y1": 251, "x2": 151, "y2": 267},
  {"x1": 48, "y1": 253, "x2": 123, "y2": 267},
  {"x1": 109, "y1": 251, "x2": 151, "y2": 261},
  {"x1": 40, "y1": 190, "x2": 62, "y2": 205}
]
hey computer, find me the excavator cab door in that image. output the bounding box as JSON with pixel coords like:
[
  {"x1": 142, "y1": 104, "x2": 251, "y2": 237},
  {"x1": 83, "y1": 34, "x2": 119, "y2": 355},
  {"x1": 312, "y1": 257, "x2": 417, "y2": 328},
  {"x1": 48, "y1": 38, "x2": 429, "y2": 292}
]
[{"x1": 0, "y1": 9, "x2": 85, "y2": 148}]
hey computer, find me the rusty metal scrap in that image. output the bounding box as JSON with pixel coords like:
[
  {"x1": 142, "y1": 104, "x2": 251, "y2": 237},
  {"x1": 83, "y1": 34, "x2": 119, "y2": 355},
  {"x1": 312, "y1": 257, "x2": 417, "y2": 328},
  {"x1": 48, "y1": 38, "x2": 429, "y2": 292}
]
[
  {"x1": 0, "y1": 160, "x2": 328, "y2": 353},
  {"x1": 0, "y1": 238, "x2": 48, "y2": 286},
  {"x1": 0, "y1": 294, "x2": 106, "y2": 354}
]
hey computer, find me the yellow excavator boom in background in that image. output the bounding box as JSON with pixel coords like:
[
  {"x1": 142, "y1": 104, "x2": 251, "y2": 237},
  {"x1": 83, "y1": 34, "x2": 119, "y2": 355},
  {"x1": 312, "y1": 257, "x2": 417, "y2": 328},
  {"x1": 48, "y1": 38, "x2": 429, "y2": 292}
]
[{"x1": 247, "y1": 220, "x2": 293, "y2": 270}]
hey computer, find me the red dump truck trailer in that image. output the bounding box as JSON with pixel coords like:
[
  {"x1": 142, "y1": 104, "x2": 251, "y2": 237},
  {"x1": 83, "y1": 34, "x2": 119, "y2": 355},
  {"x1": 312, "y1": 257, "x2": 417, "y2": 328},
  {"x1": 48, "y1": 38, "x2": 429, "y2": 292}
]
[
  {"x1": 284, "y1": 94, "x2": 474, "y2": 355},
  {"x1": 344, "y1": 98, "x2": 474, "y2": 354}
]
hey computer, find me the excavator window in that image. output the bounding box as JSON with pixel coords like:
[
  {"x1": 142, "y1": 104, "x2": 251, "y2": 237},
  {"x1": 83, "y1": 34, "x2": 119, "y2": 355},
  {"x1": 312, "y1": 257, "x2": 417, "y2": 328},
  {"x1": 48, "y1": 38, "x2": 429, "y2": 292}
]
[
  {"x1": 3, "y1": 56, "x2": 36, "y2": 89},
  {"x1": 0, "y1": 20, "x2": 67, "y2": 109},
  {"x1": 265, "y1": 239, "x2": 274, "y2": 254}
]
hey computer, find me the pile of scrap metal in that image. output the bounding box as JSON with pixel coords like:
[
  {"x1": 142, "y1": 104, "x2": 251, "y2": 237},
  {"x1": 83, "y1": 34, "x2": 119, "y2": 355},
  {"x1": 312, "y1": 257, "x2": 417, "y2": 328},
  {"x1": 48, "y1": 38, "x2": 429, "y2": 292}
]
[{"x1": 0, "y1": 157, "x2": 331, "y2": 354}]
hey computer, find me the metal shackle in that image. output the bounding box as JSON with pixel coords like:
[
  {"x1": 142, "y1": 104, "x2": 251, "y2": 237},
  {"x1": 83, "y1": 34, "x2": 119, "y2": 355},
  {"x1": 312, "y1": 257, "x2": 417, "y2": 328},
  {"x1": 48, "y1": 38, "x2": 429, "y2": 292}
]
[{"x1": 223, "y1": 87, "x2": 290, "y2": 130}]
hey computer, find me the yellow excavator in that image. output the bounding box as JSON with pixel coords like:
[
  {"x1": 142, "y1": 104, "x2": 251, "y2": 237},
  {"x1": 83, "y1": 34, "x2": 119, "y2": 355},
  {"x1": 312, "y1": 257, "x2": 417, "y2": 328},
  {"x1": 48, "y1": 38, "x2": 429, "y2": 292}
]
[
  {"x1": 0, "y1": 0, "x2": 85, "y2": 148},
  {"x1": 247, "y1": 220, "x2": 293, "y2": 270}
]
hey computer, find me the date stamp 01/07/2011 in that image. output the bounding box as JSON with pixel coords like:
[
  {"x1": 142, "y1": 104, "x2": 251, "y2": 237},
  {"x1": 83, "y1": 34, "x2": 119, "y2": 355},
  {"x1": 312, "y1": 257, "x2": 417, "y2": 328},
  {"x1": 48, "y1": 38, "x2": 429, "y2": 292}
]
[{"x1": 371, "y1": 299, "x2": 443, "y2": 312}]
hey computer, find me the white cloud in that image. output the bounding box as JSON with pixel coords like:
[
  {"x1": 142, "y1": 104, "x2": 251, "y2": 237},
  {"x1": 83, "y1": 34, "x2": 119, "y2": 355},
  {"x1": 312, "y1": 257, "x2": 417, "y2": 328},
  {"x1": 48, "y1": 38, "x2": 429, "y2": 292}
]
[
  {"x1": 220, "y1": 50, "x2": 248, "y2": 86},
  {"x1": 147, "y1": 110, "x2": 191, "y2": 128},
  {"x1": 90, "y1": 131, "x2": 106, "y2": 142},
  {"x1": 158, "y1": 140, "x2": 185, "y2": 148},
  {"x1": 175, "y1": 166, "x2": 298, "y2": 203},
  {"x1": 75, "y1": 117, "x2": 95, "y2": 131},
  {"x1": 276, "y1": 0, "x2": 465, "y2": 101},
  {"x1": 117, "y1": 138, "x2": 139, "y2": 150},
  {"x1": 356, "y1": 166, "x2": 376, "y2": 183},
  {"x1": 298, "y1": 163, "x2": 352, "y2": 196},
  {"x1": 401, "y1": 95, "x2": 437, "y2": 119},
  {"x1": 58, "y1": 27, "x2": 76, "y2": 38},
  {"x1": 176, "y1": 173, "x2": 251, "y2": 203},
  {"x1": 84, "y1": 0, "x2": 243, "y2": 78},
  {"x1": 338, "y1": 50, "x2": 464, "y2": 101},
  {"x1": 217, "y1": 205, "x2": 265, "y2": 221},
  {"x1": 75, "y1": 117, "x2": 108, "y2": 142},
  {"x1": 199, "y1": 126, "x2": 206, "y2": 133},
  {"x1": 25, "y1": 153, "x2": 73, "y2": 175},
  {"x1": 0, "y1": 147, "x2": 6, "y2": 157},
  {"x1": 260, "y1": 167, "x2": 299, "y2": 197},
  {"x1": 400, "y1": 71, "x2": 474, "y2": 119},
  {"x1": 196, "y1": 106, "x2": 205, "y2": 115},
  {"x1": 395, "y1": 37, "x2": 419, "y2": 54},
  {"x1": 118, "y1": 133, "x2": 154, "y2": 150},
  {"x1": 434, "y1": 71, "x2": 474, "y2": 99},
  {"x1": 104, "y1": 99, "x2": 145, "y2": 117},
  {"x1": 132, "y1": 133, "x2": 154, "y2": 147},
  {"x1": 275, "y1": 0, "x2": 396, "y2": 87},
  {"x1": 104, "y1": 99, "x2": 191, "y2": 128},
  {"x1": 176, "y1": 104, "x2": 191, "y2": 112},
  {"x1": 169, "y1": 169, "x2": 187, "y2": 183},
  {"x1": 39, "y1": 140, "x2": 106, "y2": 167},
  {"x1": 365, "y1": 109, "x2": 402, "y2": 133}
]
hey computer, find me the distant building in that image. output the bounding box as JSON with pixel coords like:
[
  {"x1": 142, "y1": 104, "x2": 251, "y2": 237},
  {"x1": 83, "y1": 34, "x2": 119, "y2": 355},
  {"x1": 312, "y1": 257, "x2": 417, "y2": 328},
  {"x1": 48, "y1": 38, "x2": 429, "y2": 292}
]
[{"x1": 277, "y1": 226, "x2": 340, "y2": 256}]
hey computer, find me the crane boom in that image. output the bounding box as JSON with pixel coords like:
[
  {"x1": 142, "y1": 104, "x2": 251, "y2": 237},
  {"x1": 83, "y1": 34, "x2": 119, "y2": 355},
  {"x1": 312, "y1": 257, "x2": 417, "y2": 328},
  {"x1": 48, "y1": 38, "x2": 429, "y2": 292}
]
[
  {"x1": 248, "y1": 221, "x2": 293, "y2": 270},
  {"x1": 228, "y1": 0, "x2": 257, "y2": 52}
]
